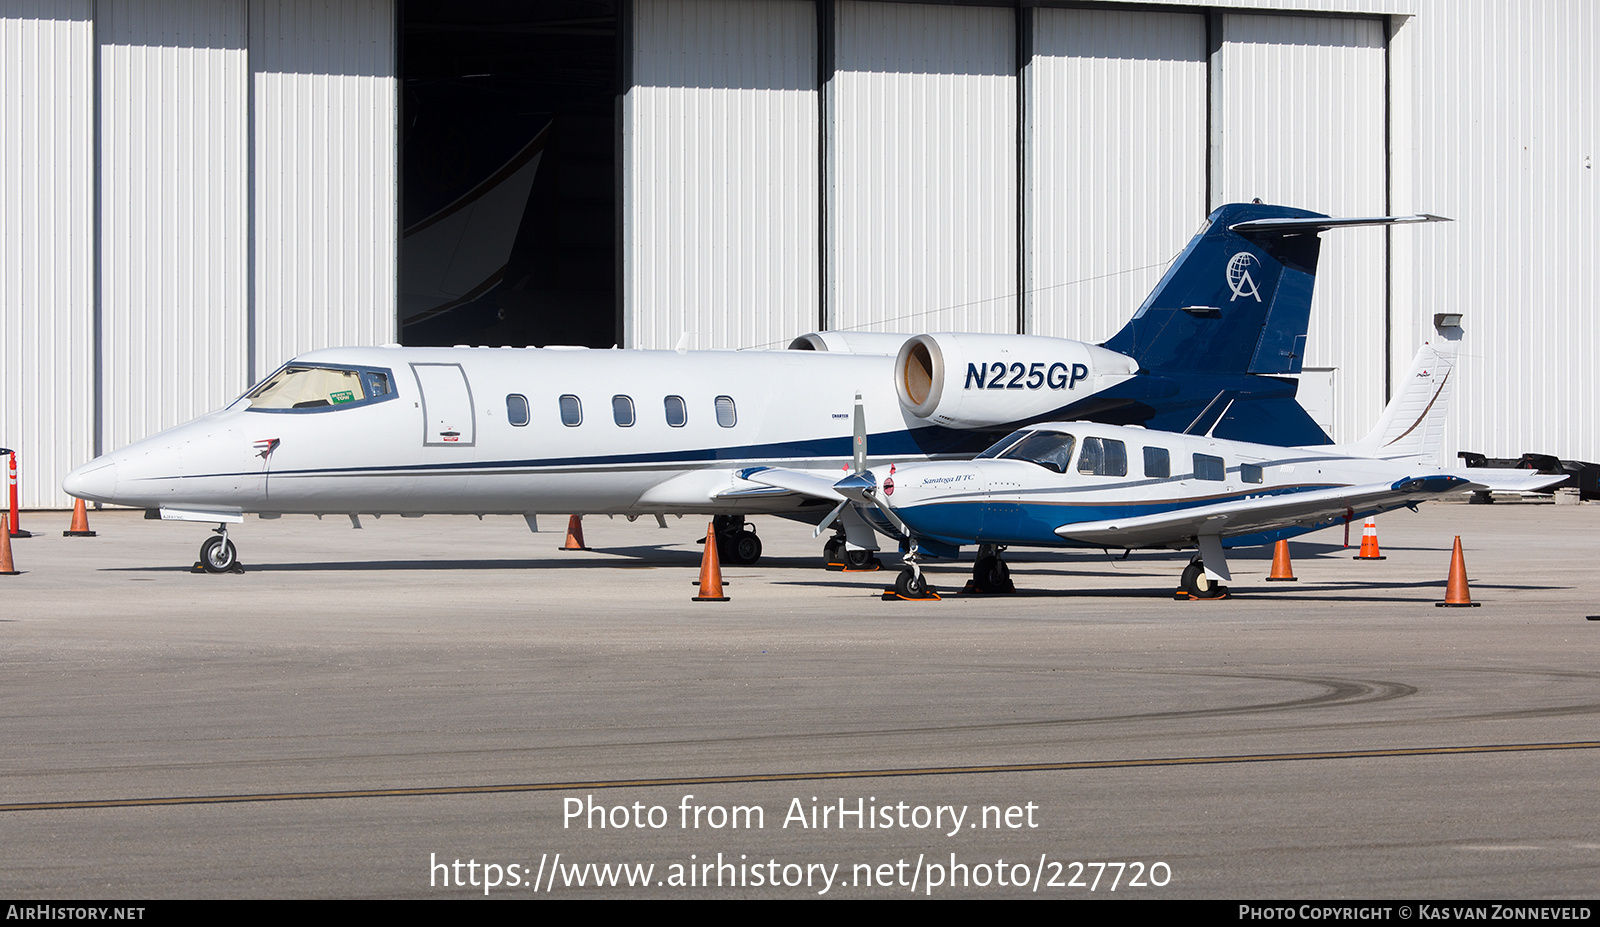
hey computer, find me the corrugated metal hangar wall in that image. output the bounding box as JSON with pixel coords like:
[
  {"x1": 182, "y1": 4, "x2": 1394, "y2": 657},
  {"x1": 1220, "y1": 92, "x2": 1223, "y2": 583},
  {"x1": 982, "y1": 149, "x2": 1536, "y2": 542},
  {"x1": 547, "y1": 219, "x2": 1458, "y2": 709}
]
[
  {"x1": 1, "y1": 0, "x2": 394, "y2": 507},
  {"x1": 625, "y1": 0, "x2": 1395, "y2": 438},
  {"x1": 3, "y1": 0, "x2": 1597, "y2": 507}
]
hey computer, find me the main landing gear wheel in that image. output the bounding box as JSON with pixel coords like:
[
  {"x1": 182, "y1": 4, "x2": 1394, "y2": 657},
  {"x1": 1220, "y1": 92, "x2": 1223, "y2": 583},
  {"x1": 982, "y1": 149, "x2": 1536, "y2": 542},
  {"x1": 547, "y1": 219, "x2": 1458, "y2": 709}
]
[
  {"x1": 822, "y1": 536, "x2": 846, "y2": 569},
  {"x1": 842, "y1": 548, "x2": 882, "y2": 572},
  {"x1": 712, "y1": 515, "x2": 762, "y2": 566},
  {"x1": 966, "y1": 555, "x2": 1015, "y2": 594},
  {"x1": 886, "y1": 568, "x2": 940, "y2": 601},
  {"x1": 1178, "y1": 559, "x2": 1227, "y2": 600},
  {"x1": 198, "y1": 536, "x2": 240, "y2": 574},
  {"x1": 720, "y1": 529, "x2": 763, "y2": 566}
]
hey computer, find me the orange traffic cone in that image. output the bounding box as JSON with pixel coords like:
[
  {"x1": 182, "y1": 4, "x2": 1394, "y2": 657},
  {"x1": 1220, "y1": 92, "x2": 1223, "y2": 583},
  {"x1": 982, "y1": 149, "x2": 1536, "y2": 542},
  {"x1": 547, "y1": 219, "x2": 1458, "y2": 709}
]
[
  {"x1": 64, "y1": 498, "x2": 96, "y2": 537},
  {"x1": 692, "y1": 521, "x2": 729, "y2": 602},
  {"x1": 0, "y1": 514, "x2": 18, "y2": 574},
  {"x1": 1265, "y1": 539, "x2": 1297, "y2": 581},
  {"x1": 1353, "y1": 519, "x2": 1385, "y2": 560},
  {"x1": 1436, "y1": 536, "x2": 1480, "y2": 607},
  {"x1": 558, "y1": 514, "x2": 590, "y2": 551}
]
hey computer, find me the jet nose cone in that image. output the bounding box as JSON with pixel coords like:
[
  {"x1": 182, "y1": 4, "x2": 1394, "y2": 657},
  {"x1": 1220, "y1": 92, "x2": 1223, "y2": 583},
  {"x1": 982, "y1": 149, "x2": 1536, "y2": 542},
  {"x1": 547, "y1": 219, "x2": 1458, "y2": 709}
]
[{"x1": 63, "y1": 457, "x2": 118, "y2": 503}]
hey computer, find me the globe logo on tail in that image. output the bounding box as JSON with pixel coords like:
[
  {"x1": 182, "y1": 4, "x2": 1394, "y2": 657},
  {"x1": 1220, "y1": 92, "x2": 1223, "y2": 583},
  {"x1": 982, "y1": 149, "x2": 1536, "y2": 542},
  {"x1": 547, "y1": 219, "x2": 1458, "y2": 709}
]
[{"x1": 1226, "y1": 252, "x2": 1262, "y2": 302}]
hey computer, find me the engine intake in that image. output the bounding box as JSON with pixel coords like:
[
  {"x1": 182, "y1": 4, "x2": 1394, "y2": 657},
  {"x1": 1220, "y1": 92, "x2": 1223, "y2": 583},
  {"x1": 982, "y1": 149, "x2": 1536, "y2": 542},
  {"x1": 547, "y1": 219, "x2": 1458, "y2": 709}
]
[{"x1": 894, "y1": 333, "x2": 1138, "y2": 429}]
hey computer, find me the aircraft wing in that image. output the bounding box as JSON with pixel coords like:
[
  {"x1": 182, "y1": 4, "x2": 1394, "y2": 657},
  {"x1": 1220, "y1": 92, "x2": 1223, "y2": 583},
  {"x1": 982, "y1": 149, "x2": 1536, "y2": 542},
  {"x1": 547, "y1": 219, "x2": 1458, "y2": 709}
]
[
  {"x1": 1052, "y1": 473, "x2": 1556, "y2": 548},
  {"x1": 727, "y1": 466, "x2": 847, "y2": 502}
]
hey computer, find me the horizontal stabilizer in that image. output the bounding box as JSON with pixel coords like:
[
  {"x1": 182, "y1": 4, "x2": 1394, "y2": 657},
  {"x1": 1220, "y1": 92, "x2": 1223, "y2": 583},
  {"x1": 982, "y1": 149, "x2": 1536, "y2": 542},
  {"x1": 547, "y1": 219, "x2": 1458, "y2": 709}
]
[
  {"x1": 1229, "y1": 214, "x2": 1450, "y2": 235},
  {"x1": 1454, "y1": 468, "x2": 1568, "y2": 494}
]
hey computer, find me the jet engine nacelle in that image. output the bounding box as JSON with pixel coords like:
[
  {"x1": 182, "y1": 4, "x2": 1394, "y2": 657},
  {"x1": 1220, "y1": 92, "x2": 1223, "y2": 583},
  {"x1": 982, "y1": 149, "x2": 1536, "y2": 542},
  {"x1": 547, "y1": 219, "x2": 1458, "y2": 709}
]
[
  {"x1": 788, "y1": 331, "x2": 916, "y2": 355},
  {"x1": 894, "y1": 333, "x2": 1139, "y2": 429}
]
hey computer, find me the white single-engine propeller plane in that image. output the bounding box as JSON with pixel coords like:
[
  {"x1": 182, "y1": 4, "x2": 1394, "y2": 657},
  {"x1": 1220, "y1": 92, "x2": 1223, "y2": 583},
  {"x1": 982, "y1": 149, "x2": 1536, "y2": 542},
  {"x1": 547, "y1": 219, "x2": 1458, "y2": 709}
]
[
  {"x1": 738, "y1": 323, "x2": 1563, "y2": 599},
  {"x1": 63, "y1": 203, "x2": 1447, "y2": 573}
]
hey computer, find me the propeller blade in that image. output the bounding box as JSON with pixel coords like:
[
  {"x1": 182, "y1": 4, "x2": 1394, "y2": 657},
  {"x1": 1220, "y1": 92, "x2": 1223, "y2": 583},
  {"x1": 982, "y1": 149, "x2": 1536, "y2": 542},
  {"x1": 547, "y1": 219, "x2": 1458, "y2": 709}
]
[
  {"x1": 811, "y1": 499, "x2": 850, "y2": 538},
  {"x1": 852, "y1": 391, "x2": 867, "y2": 474}
]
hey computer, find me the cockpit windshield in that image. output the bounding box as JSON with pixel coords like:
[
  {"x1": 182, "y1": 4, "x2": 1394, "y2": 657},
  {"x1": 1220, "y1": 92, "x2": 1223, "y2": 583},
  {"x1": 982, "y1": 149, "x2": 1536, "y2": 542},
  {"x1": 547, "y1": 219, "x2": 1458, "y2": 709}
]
[
  {"x1": 244, "y1": 365, "x2": 395, "y2": 412},
  {"x1": 997, "y1": 431, "x2": 1077, "y2": 473},
  {"x1": 975, "y1": 429, "x2": 1034, "y2": 459}
]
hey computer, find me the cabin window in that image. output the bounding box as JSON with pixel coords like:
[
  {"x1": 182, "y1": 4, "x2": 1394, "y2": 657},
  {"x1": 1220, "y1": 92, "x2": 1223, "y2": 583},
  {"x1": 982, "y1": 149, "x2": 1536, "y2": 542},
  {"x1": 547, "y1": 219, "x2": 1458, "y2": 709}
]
[
  {"x1": 1078, "y1": 437, "x2": 1128, "y2": 476},
  {"x1": 664, "y1": 395, "x2": 687, "y2": 427},
  {"x1": 559, "y1": 395, "x2": 582, "y2": 426},
  {"x1": 1241, "y1": 463, "x2": 1264, "y2": 484},
  {"x1": 612, "y1": 395, "x2": 635, "y2": 427},
  {"x1": 715, "y1": 396, "x2": 737, "y2": 428},
  {"x1": 1143, "y1": 446, "x2": 1170, "y2": 478},
  {"x1": 999, "y1": 432, "x2": 1076, "y2": 473},
  {"x1": 506, "y1": 394, "x2": 529, "y2": 426},
  {"x1": 1194, "y1": 454, "x2": 1225, "y2": 481},
  {"x1": 245, "y1": 364, "x2": 397, "y2": 412}
]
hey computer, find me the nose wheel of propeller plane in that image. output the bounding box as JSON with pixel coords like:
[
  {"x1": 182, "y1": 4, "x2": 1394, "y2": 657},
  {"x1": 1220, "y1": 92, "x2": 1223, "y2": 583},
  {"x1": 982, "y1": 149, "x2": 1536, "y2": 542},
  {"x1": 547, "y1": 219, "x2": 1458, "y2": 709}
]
[
  {"x1": 1178, "y1": 558, "x2": 1228, "y2": 599},
  {"x1": 893, "y1": 568, "x2": 936, "y2": 599},
  {"x1": 199, "y1": 535, "x2": 240, "y2": 574}
]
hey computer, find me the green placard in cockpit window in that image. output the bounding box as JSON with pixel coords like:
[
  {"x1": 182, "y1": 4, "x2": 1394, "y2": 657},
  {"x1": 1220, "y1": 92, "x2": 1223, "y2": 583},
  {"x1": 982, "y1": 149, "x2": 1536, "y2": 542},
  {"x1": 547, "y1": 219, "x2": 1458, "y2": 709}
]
[{"x1": 330, "y1": 390, "x2": 356, "y2": 404}]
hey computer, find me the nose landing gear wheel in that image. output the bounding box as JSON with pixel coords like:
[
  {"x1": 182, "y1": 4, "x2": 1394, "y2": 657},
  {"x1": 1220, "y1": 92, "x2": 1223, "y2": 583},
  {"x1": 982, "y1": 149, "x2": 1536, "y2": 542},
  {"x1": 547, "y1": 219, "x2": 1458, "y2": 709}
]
[
  {"x1": 198, "y1": 536, "x2": 241, "y2": 574},
  {"x1": 884, "y1": 568, "x2": 940, "y2": 601},
  {"x1": 1178, "y1": 559, "x2": 1227, "y2": 599}
]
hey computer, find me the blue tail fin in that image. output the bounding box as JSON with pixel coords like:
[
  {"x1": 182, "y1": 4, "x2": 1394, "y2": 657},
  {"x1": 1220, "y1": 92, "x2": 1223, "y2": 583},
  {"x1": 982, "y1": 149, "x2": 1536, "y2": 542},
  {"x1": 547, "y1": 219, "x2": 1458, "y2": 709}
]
[{"x1": 1101, "y1": 203, "x2": 1327, "y2": 376}]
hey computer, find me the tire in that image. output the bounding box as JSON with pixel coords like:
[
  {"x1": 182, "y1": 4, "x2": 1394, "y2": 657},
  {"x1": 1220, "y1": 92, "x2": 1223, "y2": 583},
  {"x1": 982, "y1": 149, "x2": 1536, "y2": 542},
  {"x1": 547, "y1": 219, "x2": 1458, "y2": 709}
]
[
  {"x1": 844, "y1": 548, "x2": 878, "y2": 570},
  {"x1": 822, "y1": 537, "x2": 845, "y2": 565},
  {"x1": 894, "y1": 569, "x2": 930, "y2": 598},
  {"x1": 1180, "y1": 560, "x2": 1224, "y2": 599},
  {"x1": 200, "y1": 536, "x2": 238, "y2": 574},
  {"x1": 972, "y1": 556, "x2": 1013, "y2": 593},
  {"x1": 723, "y1": 529, "x2": 762, "y2": 566}
]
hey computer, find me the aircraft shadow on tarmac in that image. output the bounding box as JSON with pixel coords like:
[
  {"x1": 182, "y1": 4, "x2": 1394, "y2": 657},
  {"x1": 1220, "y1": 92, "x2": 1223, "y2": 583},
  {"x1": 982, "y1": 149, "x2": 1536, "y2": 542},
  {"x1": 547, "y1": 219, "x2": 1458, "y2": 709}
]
[{"x1": 100, "y1": 539, "x2": 1566, "y2": 603}]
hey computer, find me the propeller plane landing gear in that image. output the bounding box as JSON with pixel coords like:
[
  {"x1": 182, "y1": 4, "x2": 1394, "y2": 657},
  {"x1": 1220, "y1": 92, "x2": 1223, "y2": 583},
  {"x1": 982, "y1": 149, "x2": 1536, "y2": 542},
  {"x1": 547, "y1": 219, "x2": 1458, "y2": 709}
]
[
  {"x1": 194, "y1": 525, "x2": 243, "y2": 574},
  {"x1": 963, "y1": 544, "x2": 1015, "y2": 594},
  {"x1": 882, "y1": 543, "x2": 939, "y2": 601},
  {"x1": 1176, "y1": 557, "x2": 1227, "y2": 599},
  {"x1": 885, "y1": 566, "x2": 939, "y2": 601}
]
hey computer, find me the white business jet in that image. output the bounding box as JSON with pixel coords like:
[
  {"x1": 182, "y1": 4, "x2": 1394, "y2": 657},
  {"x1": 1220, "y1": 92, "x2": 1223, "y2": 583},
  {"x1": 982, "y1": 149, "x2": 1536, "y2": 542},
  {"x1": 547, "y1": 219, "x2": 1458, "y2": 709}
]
[
  {"x1": 63, "y1": 203, "x2": 1446, "y2": 573},
  {"x1": 738, "y1": 322, "x2": 1562, "y2": 599}
]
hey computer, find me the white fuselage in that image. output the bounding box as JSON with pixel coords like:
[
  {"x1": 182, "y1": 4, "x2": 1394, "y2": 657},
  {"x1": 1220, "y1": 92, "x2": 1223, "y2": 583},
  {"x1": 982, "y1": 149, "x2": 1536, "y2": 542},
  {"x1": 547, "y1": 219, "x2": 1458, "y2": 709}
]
[{"x1": 62, "y1": 345, "x2": 1028, "y2": 517}]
